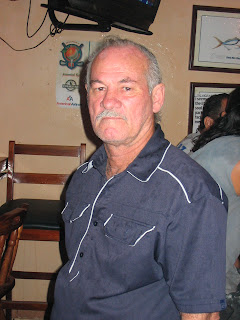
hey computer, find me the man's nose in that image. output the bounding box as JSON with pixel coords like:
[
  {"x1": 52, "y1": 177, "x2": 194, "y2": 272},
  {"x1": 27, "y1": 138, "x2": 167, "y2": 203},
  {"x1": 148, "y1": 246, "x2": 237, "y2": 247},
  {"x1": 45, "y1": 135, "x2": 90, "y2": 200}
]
[{"x1": 101, "y1": 89, "x2": 121, "y2": 109}]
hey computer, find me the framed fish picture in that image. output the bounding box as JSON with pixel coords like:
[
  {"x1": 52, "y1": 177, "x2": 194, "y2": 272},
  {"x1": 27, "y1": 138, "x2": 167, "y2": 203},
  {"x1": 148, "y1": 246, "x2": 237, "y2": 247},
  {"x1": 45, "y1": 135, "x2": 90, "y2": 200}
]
[
  {"x1": 188, "y1": 82, "x2": 240, "y2": 134},
  {"x1": 189, "y1": 5, "x2": 240, "y2": 73}
]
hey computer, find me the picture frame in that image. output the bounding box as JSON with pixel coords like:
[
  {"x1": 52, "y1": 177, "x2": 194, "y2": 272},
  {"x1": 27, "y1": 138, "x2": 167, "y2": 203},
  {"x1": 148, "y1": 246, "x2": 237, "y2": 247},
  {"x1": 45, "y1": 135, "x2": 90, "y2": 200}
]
[
  {"x1": 188, "y1": 82, "x2": 240, "y2": 134},
  {"x1": 189, "y1": 5, "x2": 240, "y2": 73}
]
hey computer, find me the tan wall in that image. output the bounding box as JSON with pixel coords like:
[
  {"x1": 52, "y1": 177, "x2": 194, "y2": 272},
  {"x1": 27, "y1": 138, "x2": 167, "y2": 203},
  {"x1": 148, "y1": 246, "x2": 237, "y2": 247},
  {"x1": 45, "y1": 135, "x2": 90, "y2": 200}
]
[{"x1": 1, "y1": 0, "x2": 240, "y2": 317}]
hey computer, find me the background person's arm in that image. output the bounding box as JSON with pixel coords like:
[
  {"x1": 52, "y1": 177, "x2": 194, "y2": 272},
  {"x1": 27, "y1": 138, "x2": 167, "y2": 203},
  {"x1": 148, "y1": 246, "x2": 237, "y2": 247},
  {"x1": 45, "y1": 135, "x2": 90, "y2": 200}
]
[
  {"x1": 181, "y1": 312, "x2": 219, "y2": 320},
  {"x1": 231, "y1": 160, "x2": 240, "y2": 195}
]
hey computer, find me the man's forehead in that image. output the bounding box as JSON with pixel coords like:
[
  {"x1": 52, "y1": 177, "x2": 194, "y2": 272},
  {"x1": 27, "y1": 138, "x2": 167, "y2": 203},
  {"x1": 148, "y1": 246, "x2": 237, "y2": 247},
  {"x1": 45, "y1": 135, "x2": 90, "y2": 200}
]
[
  {"x1": 90, "y1": 46, "x2": 148, "y2": 80},
  {"x1": 92, "y1": 46, "x2": 148, "y2": 70},
  {"x1": 89, "y1": 77, "x2": 138, "y2": 86}
]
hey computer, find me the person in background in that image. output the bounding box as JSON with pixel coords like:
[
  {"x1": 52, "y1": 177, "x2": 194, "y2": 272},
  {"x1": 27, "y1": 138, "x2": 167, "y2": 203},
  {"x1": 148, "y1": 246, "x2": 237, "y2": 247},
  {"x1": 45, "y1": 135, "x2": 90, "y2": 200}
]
[
  {"x1": 51, "y1": 36, "x2": 227, "y2": 320},
  {"x1": 191, "y1": 87, "x2": 240, "y2": 317},
  {"x1": 177, "y1": 93, "x2": 229, "y2": 154}
]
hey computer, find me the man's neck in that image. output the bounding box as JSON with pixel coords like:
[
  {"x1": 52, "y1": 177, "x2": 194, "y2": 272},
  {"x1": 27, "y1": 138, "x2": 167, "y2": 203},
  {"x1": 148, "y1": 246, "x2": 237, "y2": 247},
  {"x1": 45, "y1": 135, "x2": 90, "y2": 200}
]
[
  {"x1": 105, "y1": 148, "x2": 136, "y2": 179},
  {"x1": 104, "y1": 127, "x2": 155, "y2": 180}
]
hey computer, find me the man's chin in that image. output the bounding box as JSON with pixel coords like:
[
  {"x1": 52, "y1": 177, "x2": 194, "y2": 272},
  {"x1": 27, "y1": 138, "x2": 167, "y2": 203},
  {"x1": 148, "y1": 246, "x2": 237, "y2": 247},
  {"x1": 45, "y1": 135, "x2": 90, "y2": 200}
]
[
  {"x1": 100, "y1": 134, "x2": 128, "y2": 147},
  {"x1": 101, "y1": 136, "x2": 123, "y2": 146},
  {"x1": 96, "y1": 127, "x2": 125, "y2": 143}
]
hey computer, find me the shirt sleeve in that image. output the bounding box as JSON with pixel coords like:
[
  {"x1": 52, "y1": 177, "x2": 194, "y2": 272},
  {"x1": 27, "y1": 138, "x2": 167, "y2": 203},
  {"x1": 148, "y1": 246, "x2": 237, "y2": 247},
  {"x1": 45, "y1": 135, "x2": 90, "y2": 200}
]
[{"x1": 163, "y1": 195, "x2": 227, "y2": 313}]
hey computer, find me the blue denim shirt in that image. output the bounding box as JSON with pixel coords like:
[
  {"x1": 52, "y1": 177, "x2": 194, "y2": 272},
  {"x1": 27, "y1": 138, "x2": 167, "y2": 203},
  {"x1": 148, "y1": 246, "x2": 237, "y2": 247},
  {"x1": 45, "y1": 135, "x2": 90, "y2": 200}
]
[{"x1": 51, "y1": 125, "x2": 227, "y2": 320}]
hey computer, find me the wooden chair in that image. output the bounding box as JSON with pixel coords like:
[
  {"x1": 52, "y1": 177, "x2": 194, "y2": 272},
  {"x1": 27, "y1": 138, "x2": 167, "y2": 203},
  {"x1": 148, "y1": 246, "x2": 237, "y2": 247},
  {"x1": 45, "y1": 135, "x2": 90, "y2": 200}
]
[
  {"x1": 0, "y1": 206, "x2": 27, "y2": 320},
  {"x1": 0, "y1": 141, "x2": 86, "y2": 316}
]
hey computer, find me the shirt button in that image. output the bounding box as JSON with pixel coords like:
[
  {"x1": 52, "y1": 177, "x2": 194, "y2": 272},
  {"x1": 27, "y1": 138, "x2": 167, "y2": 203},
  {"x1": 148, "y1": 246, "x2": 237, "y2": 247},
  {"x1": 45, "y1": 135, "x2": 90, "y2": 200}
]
[
  {"x1": 93, "y1": 221, "x2": 98, "y2": 226},
  {"x1": 79, "y1": 252, "x2": 84, "y2": 258}
]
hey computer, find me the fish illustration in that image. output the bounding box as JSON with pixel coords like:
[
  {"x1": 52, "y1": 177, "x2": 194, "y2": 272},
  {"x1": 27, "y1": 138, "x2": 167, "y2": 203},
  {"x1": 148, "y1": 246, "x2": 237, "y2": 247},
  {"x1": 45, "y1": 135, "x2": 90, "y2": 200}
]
[{"x1": 213, "y1": 37, "x2": 240, "y2": 50}]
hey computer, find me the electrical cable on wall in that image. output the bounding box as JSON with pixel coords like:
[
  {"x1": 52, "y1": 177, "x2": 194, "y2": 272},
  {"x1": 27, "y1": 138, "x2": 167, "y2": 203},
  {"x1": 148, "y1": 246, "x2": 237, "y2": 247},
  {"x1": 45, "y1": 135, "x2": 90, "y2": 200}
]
[
  {"x1": 27, "y1": 0, "x2": 48, "y2": 38},
  {"x1": 0, "y1": 0, "x2": 69, "y2": 52}
]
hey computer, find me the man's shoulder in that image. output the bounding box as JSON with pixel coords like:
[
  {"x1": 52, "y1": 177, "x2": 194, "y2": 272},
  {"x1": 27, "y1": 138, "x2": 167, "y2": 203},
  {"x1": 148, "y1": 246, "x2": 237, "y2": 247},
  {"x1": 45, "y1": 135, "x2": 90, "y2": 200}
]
[
  {"x1": 162, "y1": 144, "x2": 226, "y2": 204},
  {"x1": 166, "y1": 143, "x2": 203, "y2": 169},
  {"x1": 67, "y1": 161, "x2": 94, "y2": 189}
]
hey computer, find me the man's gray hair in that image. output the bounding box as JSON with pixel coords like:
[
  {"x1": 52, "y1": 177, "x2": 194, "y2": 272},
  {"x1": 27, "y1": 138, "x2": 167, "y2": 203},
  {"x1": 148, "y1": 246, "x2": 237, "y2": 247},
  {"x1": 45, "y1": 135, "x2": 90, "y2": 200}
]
[{"x1": 85, "y1": 36, "x2": 162, "y2": 94}]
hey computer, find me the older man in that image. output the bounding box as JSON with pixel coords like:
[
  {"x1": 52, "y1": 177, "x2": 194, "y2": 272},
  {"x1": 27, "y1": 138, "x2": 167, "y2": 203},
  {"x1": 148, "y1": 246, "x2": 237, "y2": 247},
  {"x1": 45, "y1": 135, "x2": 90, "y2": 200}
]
[{"x1": 51, "y1": 37, "x2": 227, "y2": 320}]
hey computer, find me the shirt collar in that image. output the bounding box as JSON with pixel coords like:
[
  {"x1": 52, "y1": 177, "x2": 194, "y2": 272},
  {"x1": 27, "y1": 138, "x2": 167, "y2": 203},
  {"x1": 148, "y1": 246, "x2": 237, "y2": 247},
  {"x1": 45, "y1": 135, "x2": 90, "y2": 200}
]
[{"x1": 89, "y1": 124, "x2": 171, "y2": 181}]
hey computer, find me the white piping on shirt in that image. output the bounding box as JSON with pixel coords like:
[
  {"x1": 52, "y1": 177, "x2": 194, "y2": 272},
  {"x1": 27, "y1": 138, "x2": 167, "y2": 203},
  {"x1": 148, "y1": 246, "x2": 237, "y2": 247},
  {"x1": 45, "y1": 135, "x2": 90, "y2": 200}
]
[
  {"x1": 104, "y1": 214, "x2": 155, "y2": 247},
  {"x1": 217, "y1": 183, "x2": 224, "y2": 205},
  {"x1": 61, "y1": 162, "x2": 90, "y2": 216},
  {"x1": 157, "y1": 167, "x2": 191, "y2": 204},
  {"x1": 159, "y1": 142, "x2": 171, "y2": 166},
  {"x1": 130, "y1": 226, "x2": 156, "y2": 247},
  {"x1": 81, "y1": 160, "x2": 93, "y2": 173},
  {"x1": 70, "y1": 204, "x2": 91, "y2": 223},
  {"x1": 70, "y1": 271, "x2": 79, "y2": 282},
  {"x1": 75, "y1": 161, "x2": 89, "y2": 171},
  {"x1": 104, "y1": 214, "x2": 113, "y2": 226},
  {"x1": 126, "y1": 142, "x2": 191, "y2": 204},
  {"x1": 69, "y1": 176, "x2": 114, "y2": 274},
  {"x1": 127, "y1": 142, "x2": 171, "y2": 183},
  {"x1": 61, "y1": 202, "x2": 69, "y2": 215}
]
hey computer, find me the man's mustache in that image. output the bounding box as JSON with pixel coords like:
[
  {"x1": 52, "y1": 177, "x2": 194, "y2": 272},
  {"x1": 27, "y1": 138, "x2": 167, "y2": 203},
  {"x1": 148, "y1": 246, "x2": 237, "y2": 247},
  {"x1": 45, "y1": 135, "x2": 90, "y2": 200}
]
[{"x1": 96, "y1": 110, "x2": 127, "y2": 121}]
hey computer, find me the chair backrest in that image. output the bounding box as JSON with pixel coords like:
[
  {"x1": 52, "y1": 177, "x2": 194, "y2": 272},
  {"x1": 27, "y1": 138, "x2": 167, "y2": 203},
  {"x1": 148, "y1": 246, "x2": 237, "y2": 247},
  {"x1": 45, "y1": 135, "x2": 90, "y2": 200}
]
[
  {"x1": 7, "y1": 142, "x2": 86, "y2": 201},
  {"x1": 0, "y1": 207, "x2": 26, "y2": 291}
]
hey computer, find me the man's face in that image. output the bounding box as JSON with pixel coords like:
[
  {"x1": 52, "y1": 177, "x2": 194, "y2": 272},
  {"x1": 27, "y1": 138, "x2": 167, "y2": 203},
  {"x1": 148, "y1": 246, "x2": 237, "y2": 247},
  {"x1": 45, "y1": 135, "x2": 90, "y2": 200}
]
[{"x1": 87, "y1": 46, "x2": 163, "y2": 147}]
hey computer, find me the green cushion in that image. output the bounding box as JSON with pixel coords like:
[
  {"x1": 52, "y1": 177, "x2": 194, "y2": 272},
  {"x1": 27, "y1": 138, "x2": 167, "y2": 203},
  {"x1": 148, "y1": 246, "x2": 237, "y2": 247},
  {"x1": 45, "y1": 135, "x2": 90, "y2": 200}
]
[{"x1": 0, "y1": 199, "x2": 65, "y2": 230}]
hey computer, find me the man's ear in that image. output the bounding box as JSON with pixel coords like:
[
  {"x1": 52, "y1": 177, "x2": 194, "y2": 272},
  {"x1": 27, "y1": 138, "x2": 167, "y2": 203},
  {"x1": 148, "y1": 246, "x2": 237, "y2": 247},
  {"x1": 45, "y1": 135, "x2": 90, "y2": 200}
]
[
  {"x1": 85, "y1": 84, "x2": 89, "y2": 99},
  {"x1": 221, "y1": 111, "x2": 227, "y2": 117},
  {"x1": 152, "y1": 83, "x2": 165, "y2": 113},
  {"x1": 204, "y1": 116, "x2": 214, "y2": 130}
]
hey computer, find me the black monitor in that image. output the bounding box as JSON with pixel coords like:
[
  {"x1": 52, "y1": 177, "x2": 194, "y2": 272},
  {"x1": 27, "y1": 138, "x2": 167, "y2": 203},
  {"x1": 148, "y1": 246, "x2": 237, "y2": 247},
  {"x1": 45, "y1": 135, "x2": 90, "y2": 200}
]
[{"x1": 42, "y1": 0, "x2": 161, "y2": 35}]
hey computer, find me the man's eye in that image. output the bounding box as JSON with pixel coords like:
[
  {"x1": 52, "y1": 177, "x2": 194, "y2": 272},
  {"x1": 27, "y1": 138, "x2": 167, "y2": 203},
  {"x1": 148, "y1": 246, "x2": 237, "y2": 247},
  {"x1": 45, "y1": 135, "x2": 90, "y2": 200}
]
[
  {"x1": 96, "y1": 87, "x2": 105, "y2": 91},
  {"x1": 123, "y1": 87, "x2": 131, "y2": 91},
  {"x1": 92, "y1": 86, "x2": 105, "y2": 92}
]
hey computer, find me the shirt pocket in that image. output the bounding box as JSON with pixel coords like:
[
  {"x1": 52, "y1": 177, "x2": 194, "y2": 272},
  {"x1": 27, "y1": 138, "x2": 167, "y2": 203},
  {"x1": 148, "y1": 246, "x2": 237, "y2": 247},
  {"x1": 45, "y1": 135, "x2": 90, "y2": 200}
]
[
  {"x1": 103, "y1": 214, "x2": 155, "y2": 247},
  {"x1": 61, "y1": 201, "x2": 91, "y2": 224}
]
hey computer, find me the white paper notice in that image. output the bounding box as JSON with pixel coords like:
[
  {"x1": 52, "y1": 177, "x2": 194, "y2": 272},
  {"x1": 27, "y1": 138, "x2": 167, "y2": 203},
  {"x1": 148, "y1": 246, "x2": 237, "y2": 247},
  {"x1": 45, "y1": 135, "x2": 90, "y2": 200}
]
[{"x1": 56, "y1": 41, "x2": 98, "y2": 109}]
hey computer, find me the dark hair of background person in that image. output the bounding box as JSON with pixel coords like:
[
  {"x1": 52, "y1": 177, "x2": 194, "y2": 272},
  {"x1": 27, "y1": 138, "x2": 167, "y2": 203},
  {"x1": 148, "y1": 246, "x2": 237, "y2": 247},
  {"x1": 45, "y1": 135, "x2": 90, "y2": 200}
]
[
  {"x1": 198, "y1": 93, "x2": 229, "y2": 132},
  {"x1": 192, "y1": 88, "x2": 240, "y2": 152}
]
